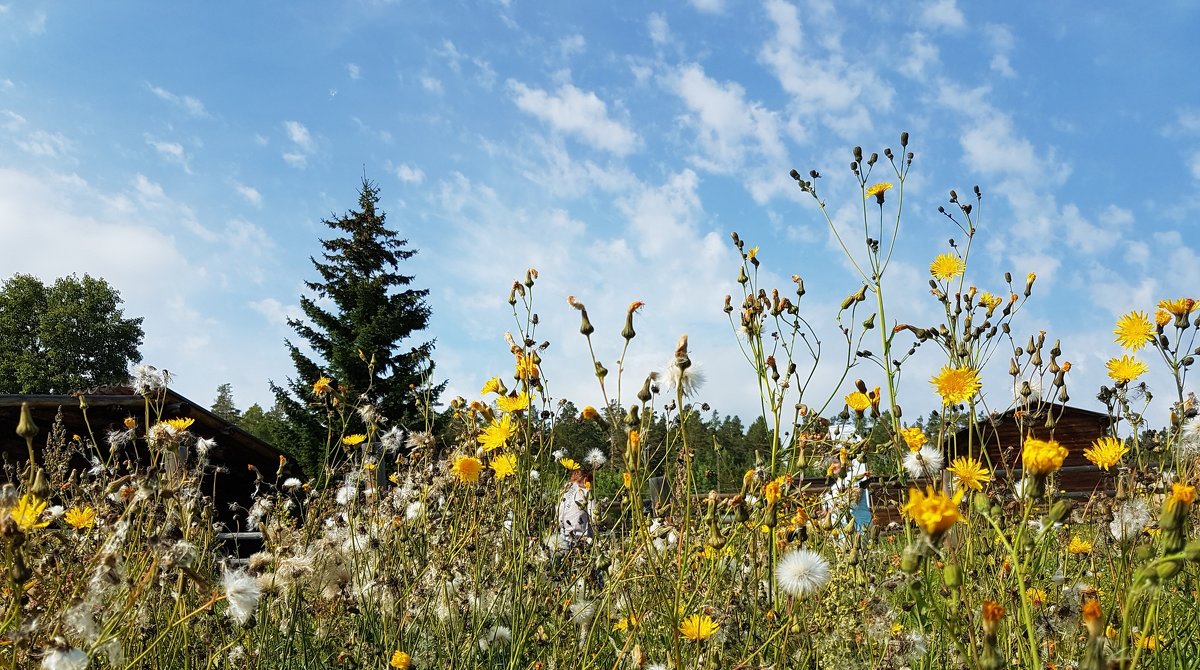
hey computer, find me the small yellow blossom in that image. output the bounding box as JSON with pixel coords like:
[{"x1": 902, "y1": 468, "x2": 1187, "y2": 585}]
[
  {"x1": 123, "y1": 416, "x2": 137, "y2": 429},
  {"x1": 1135, "y1": 632, "x2": 1158, "y2": 650},
  {"x1": 1113, "y1": 311, "x2": 1154, "y2": 351},
  {"x1": 9, "y1": 494, "x2": 50, "y2": 532},
  {"x1": 900, "y1": 426, "x2": 927, "y2": 451},
  {"x1": 845, "y1": 391, "x2": 870, "y2": 412},
  {"x1": 747, "y1": 246, "x2": 759, "y2": 260},
  {"x1": 560, "y1": 457, "x2": 581, "y2": 471},
  {"x1": 1084, "y1": 436, "x2": 1128, "y2": 471},
  {"x1": 313, "y1": 377, "x2": 333, "y2": 396},
  {"x1": 866, "y1": 182, "x2": 893, "y2": 203},
  {"x1": 341, "y1": 433, "x2": 367, "y2": 446},
  {"x1": 496, "y1": 392, "x2": 531, "y2": 413},
  {"x1": 679, "y1": 613, "x2": 719, "y2": 641},
  {"x1": 490, "y1": 453, "x2": 517, "y2": 481},
  {"x1": 902, "y1": 486, "x2": 961, "y2": 538},
  {"x1": 478, "y1": 414, "x2": 516, "y2": 452},
  {"x1": 514, "y1": 353, "x2": 539, "y2": 382},
  {"x1": 480, "y1": 376, "x2": 504, "y2": 395},
  {"x1": 1158, "y1": 297, "x2": 1196, "y2": 317},
  {"x1": 164, "y1": 417, "x2": 195, "y2": 432},
  {"x1": 1169, "y1": 482, "x2": 1196, "y2": 505},
  {"x1": 389, "y1": 651, "x2": 411, "y2": 669},
  {"x1": 451, "y1": 455, "x2": 483, "y2": 483},
  {"x1": 1025, "y1": 587, "x2": 1048, "y2": 607},
  {"x1": 978, "y1": 291, "x2": 1003, "y2": 311},
  {"x1": 930, "y1": 253, "x2": 966, "y2": 281},
  {"x1": 1068, "y1": 537, "x2": 1093, "y2": 554},
  {"x1": 1023, "y1": 438, "x2": 1068, "y2": 475},
  {"x1": 1106, "y1": 355, "x2": 1149, "y2": 383},
  {"x1": 764, "y1": 478, "x2": 783, "y2": 504},
  {"x1": 946, "y1": 457, "x2": 991, "y2": 491},
  {"x1": 64, "y1": 506, "x2": 96, "y2": 530},
  {"x1": 930, "y1": 365, "x2": 981, "y2": 405},
  {"x1": 622, "y1": 471, "x2": 633, "y2": 489},
  {"x1": 581, "y1": 405, "x2": 601, "y2": 421},
  {"x1": 613, "y1": 613, "x2": 640, "y2": 632}
]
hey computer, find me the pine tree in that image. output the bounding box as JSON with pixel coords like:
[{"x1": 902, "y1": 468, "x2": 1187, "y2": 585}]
[
  {"x1": 271, "y1": 178, "x2": 442, "y2": 475},
  {"x1": 211, "y1": 383, "x2": 241, "y2": 423}
]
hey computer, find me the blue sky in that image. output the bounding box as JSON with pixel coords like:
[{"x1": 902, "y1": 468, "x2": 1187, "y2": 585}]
[{"x1": 2, "y1": 1, "x2": 1199, "y2": 429}]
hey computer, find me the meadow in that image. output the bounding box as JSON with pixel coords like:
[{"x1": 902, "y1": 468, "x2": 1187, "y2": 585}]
[{"x1": 4, "y1": 135, "x2": 1200, "y2": 669}]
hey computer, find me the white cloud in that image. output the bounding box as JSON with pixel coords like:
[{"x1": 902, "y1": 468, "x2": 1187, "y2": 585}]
[
  {"x1": 508, "y1": 80, "x2": 640, "y2": 155},
  {"x1": 347, "y1": 63, "x2": 361, "y2": 80},
  {"x1": 282, "y1": 121, "x2": 315, "y2": 167},
  {"x1": 648, "y1": 12, "x2": 670, "y2": 45},
  {"x1": 395, "y1": 163, "x2": 425, "y2": 184},
  {"x1": 146, "y1": 83, "x2": 210, "y2": 118},
  {"x1": 900, "y1": 32, "x2": 939, "y2": 80},
  {"x1": 669, "y1": 64, "x2": 785, "y2": 172},
  {"x1": 282, "y1": 152, "x2": 307, "y2": 168},
  {"x1": 690, "y1": 0, "x2": 724, "y2": 13},
  {"x1": 421, "y1": 76, "x2": 443, "y2": 94},
  {"x1": 234, "y1": 182, "x2": 262, "y2": 207},
  {"x1": 16, "y1": 129, "x2": 71, "y2": 158},
  {"x1": 559, "y1": 34, "x2": 586, "y2": 57},
  {"x1": 27, "y1": 11, "x2": 45, "y2": 35},
  {"x1": 919, "y1": 0, "x2": 965, "y2": 32},
  {"x1": 249, "y1": 297, "x2": 298, "y2": 327},
  {"x1": 984, "y1": 24, "x2": 1016, "y2": 78},
  {"x1": 146, "y1": 136, "x2": 190, "y2": 171}
]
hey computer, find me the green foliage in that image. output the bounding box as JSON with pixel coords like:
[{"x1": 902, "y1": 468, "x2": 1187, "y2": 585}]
[
  {"x1": 211, "y1": 382, "x2": 241, "y2": 423},
  {"x1": 271, "y1": 179, "x2": 442, "y2": 475},
  {"x1": 0, "y1": 273, "x2": 143, "y2": 393}
]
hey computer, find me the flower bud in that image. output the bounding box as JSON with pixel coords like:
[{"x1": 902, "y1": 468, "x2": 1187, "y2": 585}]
[
  {"x1": 16, "y1": 402, "x2": 38, "y2": 441},
  {"x1": 579, "y1": 309, "x2": 595, "y2": 336},
  {"x1": 900, "y1": 131, "x2": 909, "y2": 147},
  {"x1": 943, "y1": 562, "x2": 962, "y2": 587}
]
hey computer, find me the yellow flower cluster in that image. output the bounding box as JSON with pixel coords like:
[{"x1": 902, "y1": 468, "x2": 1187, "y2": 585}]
[
  {"x1": 902, "y1": 487, "x2": 961, "y2": 537},
  {"x1": 1022, "y1": 438, "x2": 1067, "y2": 475}
]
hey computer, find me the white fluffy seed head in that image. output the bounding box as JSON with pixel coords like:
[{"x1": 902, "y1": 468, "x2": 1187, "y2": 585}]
[{"x1": 775, "y1": 548, "x2": 831, "y2": 597}]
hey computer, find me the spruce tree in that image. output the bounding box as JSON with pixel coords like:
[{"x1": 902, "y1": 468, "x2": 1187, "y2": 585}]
[{"x1": 271, "y1": 178, "x2": 441, "y2": 475}]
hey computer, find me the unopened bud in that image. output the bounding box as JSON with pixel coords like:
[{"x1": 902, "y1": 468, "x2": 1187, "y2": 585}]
[{"x1": 16, "y1": 402, "x2": 38, "y2": 441}]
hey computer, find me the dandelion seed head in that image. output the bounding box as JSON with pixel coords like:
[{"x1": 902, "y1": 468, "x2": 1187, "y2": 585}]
[
  {"x1": 584, "y1": 447, "x2": 607, "y2": 468},
  {"x1": 902, "y1": 446, "x2": 944, "y2": 479},
  {"x1": 222, "y1": 566, "x2": 263, "y2": 625},
  {"x1": 775, "y1": 548, "x2": 831, "y2": 597}
]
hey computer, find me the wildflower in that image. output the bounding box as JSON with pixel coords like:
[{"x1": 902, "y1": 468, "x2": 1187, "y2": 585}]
[
  {"x1": 478, "y1": 414, "x2": 516, "y2": 452},
  {"x1": 10, "y1": 494, "x2": 50, "y2": 531},
  {"x1": 514, "y1": 353, "x2": 539, "y2": 382},
  {"x1": 496, "y1": 392, "x2": 531, "y2": 413},
  {"x1": 312, "y1": 377, "x2": 333, "y2": 396},
  {"x1": 282, "y1": 477, "x2": 302, "y2": 491},
  {"x1": 845, "y1": 391, "x2": 870, "y2": 412},
  {"x1": 491, "y1": 453, "x2": 517, "y2": 481},
  {"x1": 581, "y1": 405, "x2": 601, "y2": 421},
  {"x1": 1106, "y1": 355, "x2": 1148, "y2": 383},
  {"x1": 560, "y1": 457, "x2": 580, "y2": 471},
  {"x1": 981, "y1": 600, "x2": 1005, "y2": 636},
  {"x1": 775, "y1": 548, "x2": 831, "y2": 597},
  {"x1": 1110, "y1": 498, "x2": 1151, "y2": 542},
  {"x1": 900, "y1": 426, "x2": 927, "y2": 451},
  {"x1": 679, "y1": 613, "x2": 719, "y2": 641},
  {"x1": 132, "y1": 364, "x2": 167, "y2": 395},
  {"x1": 929, "y1": 253, "x2": 966, "y2": 281},
  {"x1": 445, "y1": 456, "x2": 482, "y2": 486},
  {"x1": 612, "y1": 613, "x2": 640, "y2": 632},
  {"x1": 222, "y1": 566, "x2": 262, "y2": 625},
  {"x1": 529, "y1": 469, "x2": 540, "y2": 481},
  {"x1": 1082, "y1": 599, "x2": 1103, "y2": 638},
  {"x1": 1114, "y1": 311, "x2": 1154, "y2": 351},
  {"x1": 1025, "y1": 587, "x2": 1048, "y2": 607},
  {"x1": 662, "y1": 357, "x2": 705, "y2": 398},
  {"x1": 930, "y1": 365, "x2": 981, "y2": 405},
  {"x1": 389, "y1": 651, "x2": 411, "y2": 669},
  {"x1": 1135, "y1": 631, "x2": 1158, "y2": 650},
  {"x1": 946, "y1": 457, "x2": 991, "y2": 491},
  {"x1": 64, "y1": 506, "x2": 96, "y2": 530},
  {"x1": 1158, "y1": 297, "x2": 1196, "y2": 317},
  {"x1": 1170, "y1": 482, "x2": 1196, "y2": 505},
  {"x1": 764, "y1": 478, "x2": 783, "y2": 504},
  {"x1": 342, "y1": 434, "x2": 367, "y2": 446},
  {"x1": 480, "y1": 376, "x2": 505, "y2": 395},
  {"x1": 866, "y1": 182, "x2": 893, "y2": 203},
  {"x1": 902, "y1": 487, "x2": 961, "y2": 539},
  {"x1": 1023, "y1": 438, "x2": 1067, "y2": 475},
  {"x1": 41, "y1": 646, "x2": 89, "y2": 670},
  {"x1": 122, "y1": 416, "x2": 137, "y2": 429},
  {"x1": 978, "y1": 291, "x2": 1003, "y2": 312},
  {"x1": 584, "y1": 447, "x2": 607, "y2": 468},
  {"x1": 1084, "y1": 436, "x2": 1128, "y2": 471},
  {"x1": 1068, "y1": 537, "x2": 1093, "y2": 554},
  {"x1": 902, "y1": 446, "x2": 945, "y2": 479}
]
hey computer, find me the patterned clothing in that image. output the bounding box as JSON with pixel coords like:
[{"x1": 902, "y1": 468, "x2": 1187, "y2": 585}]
[{"x1": 557, "y1": 482, "x2": 596, "y2": 548}]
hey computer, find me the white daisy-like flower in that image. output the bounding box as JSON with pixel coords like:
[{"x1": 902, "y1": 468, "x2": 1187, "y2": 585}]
[
  {"x1": 584, "y1": 447, "x2": 607, "y2": 468},
  {"x1": 1110, "y1": 498, "x2": 1151, "y2": 543},
  {"x1": 42, "y1": 646, "x2": 89, "y2": 670},
  {"x1": 775, "y1": 548, "x2": 831, "y2": 597},
  {"x1": 902, "y1": 445, "x2": 944, "y2": 480},
  {"x1": 222, "y1": 566, "x2": 262, "y2": 625}
]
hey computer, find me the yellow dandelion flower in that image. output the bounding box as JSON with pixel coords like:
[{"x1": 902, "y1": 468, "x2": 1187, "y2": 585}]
[
  {"x1": 450, "y1": 455, "x2": 483, "y2": 483},
  {"x1": 480, "y1": 376, "x2": 504, "y2": 395},
  {"x1": 341, "y1": 433, "x2": 367, "y2": 446},
  {"x1": 742, "y1": 468, "x2": 757, "y2": 490},
  {"x1": 515, "y1": 353, "x2": 540, "y2": 382},
  {"x1": 478, "y1": 414, "x2": 516, "y2": 452},
  {"x1": 1158, "y1": 297, "x2": 1196, "y2": 317},
  {"x1": 747, "y1": 246, "x2": 759, "y2": 260},
  {"x1": 845, "y1": 391, "x2": 870, "y2": 412},
  {"x1": 900, "y1": 426, "x2": 927, "y2": 451},
  {"x1": 163, "y1": 417, "x2": 195, "y2": 432},
  {"x1": 491, "y1": 453, "x2": 517, "y2": 481},
  {"x1": 902, "y1": 486, "x2": 961, "y2": 538},
  {"x1": 679, "y1": 613, "x2": 719, "y2": 641},
  {"x1": 1135, "y1": 632, "x2": 1158, "y2": 650},
  {"x1": 64, "y1": 506, "x2": 96, "y2": 530},
  {"x1": 123, "y1": 416, "x2": 137, "y2": 429},
  {"x1": 313, "y1": 377, "x2": 333, "y2": 396},
  {"x1": 866, "y1": 182, "x2": 893, "y2": 204},
  {"x1": 946, "y1": 457, "x2": 991, "y2": 491},
  {"x1": 764, "y1": 478, "x2": 783, "y2": 504},
  {"x1": 1084, "y1": 436, "x2": 1128, "y2": 471},
  {"x1": 613, "y1": 613, "x2": 640, "y2": 632},
  {"x1": 1023, "y1": 438, "x2": 1068, "y2": 475},
  {"x1": 1025, "y1": 587, "x2": 1048, "y2": 607},
  {"x1": 581, "y1": 405, "x2": 601, "y2": 421},
  {"x1": 10, "y1": 494, "x2": 50, "y2": 532},
  {"x1": 560, "y1": 457, "x2": 581, "y2": 471},
  {"x1": 1068, "y1": 536, "x2": 1093, "y2": 554},
  {"x1": 1106, "y1": 355, "x2": 1148, "y2": 383},
  {"x1": 930, "y1": 365, "x2": 981, "y2": 405},
  {"x1": 622, "y1": 471, "x2": 633, "y2": 489},
  {"x1": 1155, "y1": 308, "x2": 1171, "y2": 327},
  {"x1": 1113, "y1": 311, "x2": 1154, "y2": 351},
  {"x1": 495, "y1": 392, "x2": 531, "y2": 413},
  {"x1": 1169, "y1": 482, "x2": 1196, "y2": 505},
  {"x1": 389, "y1": 650, "x2": 411, "y2": 669},
  {"x1": 978, "y1": 291, "x2": 1003, "y2": 312},
  {"x1": 930, "y1": 253, "x2": 966, "y2": 281}
]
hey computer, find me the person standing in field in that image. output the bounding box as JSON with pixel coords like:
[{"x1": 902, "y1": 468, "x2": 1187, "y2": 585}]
[{"x1": 557, "y1": 468, "x2": 596, "y2": 549}]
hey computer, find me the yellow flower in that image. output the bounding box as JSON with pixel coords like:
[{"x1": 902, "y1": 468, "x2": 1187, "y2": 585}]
[
  {"x1": 845, "y1": 391, "x2": 870, "y2": 412},
  {"x1": 491, "y1": 453, "x2": 517, "y2": 481},
  {"x1": 164, "y1": 417, "x2": 195, "y2": 432},
  {"x1": 679, "y1": 613, "x2": 719, "y2": 641},
  {"x1": 978, "y1": 291, "x2": 1003, "y2": 312},
  {"x1": 64, "y1": 506, "x2": 96, "y2": 530},
  {"x1": 478, "y1": 414, "x2": 516, "y2": 452},
  {"x1": 929, "y1": 253, "x2": 965, "y2": 281},
  {"x1": 10, "y1": 494, "x2": 50, "y2": 532},
  {"x1": 495, "y1": 392, "x2": 531, "y2": 413},
  {"x1": 1135, "y1": 632, "x2": 1158, "y2": 650},
  {"x1": 313, "y1": 377, "x2": 333, "y2": 396},
  {"x1": 930, "y1": 365, "x2": 981, "y2": 405},
  {"x1": 613, "y1": 613, "x2": 640, "y2": 632},
  {"x1": 342, "y1": 433, "x2": 367, "y2": 446},
  {"x1": 747, "y1": 246, "x2": 759, "y2": 260},
  {"x1": 622, "y1": 471, "x2": 633, "y2": 489},
  {"x1": 946, "y1": 457, "x2": 991, "y2": 491},
  {"x1": 1158, "y1": 297, "x2": 1196, "y2": 317},
  {"x1": 1084, "y1": 436, "x2": 1128, "y2": 471},
  {"x1": 902, "y1": 487, "x2": 961, "y2": 537},
  {"x1": 1113, "y1": 311, "x2": 1154, "y2": 351},
  {"x1": 764, "y1": 478, "x2": 783, "y2": 504},
  {"x1": 1169, "y1": 482, "x2": 1196, "y2": 505},
  {"x1": 1068, "y1": 536, "x2": 1093, "y2": 554},
  {"x1": 480, "y1": 376, "x2": 504, "y2": 395},
  {"x1": 123, "y1": 416, "x2": 137, "y2": 429},
  {"x1": 1155, "y1": 308, "x2": 1171, "y2": 327},
  {"x1": 581, "y1": 405, "x2": 601, "y2": 421},
  {"x1": 560, "y1": 457, "x2": 580, "y2": 471},
  {"x1": 742, "y1": 468, "x2": 757, "y2": 490},
  {"x1": 1106, "y1": 355, "x2": 1148, "y2": 383},
  {"x1": 865, "y1": 182, "x2": 893, "y2": 203},
  {"x1": 389, "y1": 650, "x2": 411, "y2": 669},
  {"x1": 981, "y1": 601, "x2": 1005, "y2": 636},
  {"x1": 1025, "y1": 587, "x2": 1048, "y2": 607},
  {"x1": 900, "y1": 426, "x2": 927, "y2": 451},
  {"x1": 514, "y1": 353, "x2": 539, "y2": 382},
  {"x1": 1023, "y1": 438, "x2": 1067, "y2": 475},
  {"x1": 451, "y1": 455, "x2": 483, "y2": 483}
]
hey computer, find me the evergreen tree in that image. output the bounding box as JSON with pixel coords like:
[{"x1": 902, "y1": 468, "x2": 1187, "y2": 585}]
[
  {"x1": 211, "y1": 383, "x2": 241, "y2": 423},
  {"x1": 271, "y1": 179, "x2": 442, "y2": 474}
]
